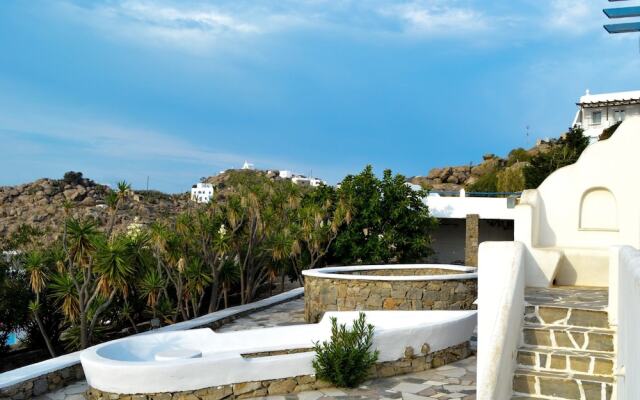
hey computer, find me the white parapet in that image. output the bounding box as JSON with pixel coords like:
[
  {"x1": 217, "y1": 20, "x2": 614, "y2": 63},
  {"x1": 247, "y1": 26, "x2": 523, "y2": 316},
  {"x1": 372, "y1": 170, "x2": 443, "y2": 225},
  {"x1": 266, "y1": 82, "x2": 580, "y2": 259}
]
[
  {"x1": 424, "y1": 192, "x2": 516, "y2": 220},
  {"x1": 477, "y1": 241, "x2": 526, "y2": 400},
  {"x1": 81, "y1": 310, "x2": 477, "y2": 394}
]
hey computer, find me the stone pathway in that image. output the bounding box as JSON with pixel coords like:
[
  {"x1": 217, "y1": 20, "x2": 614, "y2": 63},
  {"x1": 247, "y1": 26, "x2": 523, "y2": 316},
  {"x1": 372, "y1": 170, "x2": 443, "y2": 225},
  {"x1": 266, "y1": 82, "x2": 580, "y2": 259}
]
[
  {"x1": 215, "y1": 298, "x2": 305, "y2": 332},
  {"x1": 34, "y1": 298, "x2": 477, "y2": 400},
  {"x1": 245, "y1": 356, "x2": 476, "y2": 400}
]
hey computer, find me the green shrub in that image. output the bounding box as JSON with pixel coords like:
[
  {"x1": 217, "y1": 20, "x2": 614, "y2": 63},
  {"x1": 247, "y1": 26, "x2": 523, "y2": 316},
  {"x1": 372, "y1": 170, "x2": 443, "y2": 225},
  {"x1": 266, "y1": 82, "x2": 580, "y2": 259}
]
[
  {"x1": 312, "y1": 312, "x2": 379, "y2": 388},
  {"x1": 599, "y1": 121, "x2": 621, "y2": 141},
  {"x1": 506, "y1": 148, "x2": 531, "y2": 166},
  {"x1": 496, "y1": 163, "x2": 527, "y2": 192},
  {"x1": 467, "y1": 171, "x2": 498, "y2": 192}
]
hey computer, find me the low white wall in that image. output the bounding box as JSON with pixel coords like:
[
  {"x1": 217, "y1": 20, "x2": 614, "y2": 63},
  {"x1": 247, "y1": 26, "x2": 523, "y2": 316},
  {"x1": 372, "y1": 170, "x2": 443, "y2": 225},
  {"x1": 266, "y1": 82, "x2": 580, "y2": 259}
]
[
  {"x1": 82, "y1": 310, "x2": 477, "y2": 394},
  {"x1": 611, "y1": 246, "x2": 640, "y2": 399},
  {"x1": 477, "y1": 241, "x2": 526, "y2": 400},
  {"x1": 0, "y1": 288, "x2": 304, "y2": 391}
]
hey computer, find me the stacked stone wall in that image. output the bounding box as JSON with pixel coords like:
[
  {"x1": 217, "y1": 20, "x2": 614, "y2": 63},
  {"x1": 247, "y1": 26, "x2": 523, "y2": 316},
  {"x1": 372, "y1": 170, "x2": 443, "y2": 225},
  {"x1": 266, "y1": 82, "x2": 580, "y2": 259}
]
[
  {"x1": 86, "y1": 342, "x2": 471, "y2": 400},
  {"x1": 304, "y1": 272, "x2": 477, "y2": 323},
  {"x1": 0, "y1": 364, "x2": 85, "y2": 400}
]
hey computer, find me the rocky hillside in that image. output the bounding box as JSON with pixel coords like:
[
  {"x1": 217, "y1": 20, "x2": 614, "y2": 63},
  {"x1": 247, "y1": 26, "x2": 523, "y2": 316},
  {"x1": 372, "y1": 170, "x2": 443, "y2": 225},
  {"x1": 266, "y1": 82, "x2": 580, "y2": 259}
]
[
  {"x1": 0, "y1": 173, "x2": 190, "y2": 247},
  {"x1": 409, "y1": 141, "x2": 554, "y2": 192},
  {"x1": 0, "y1": 169, "x2": 286, "y2": 247}
]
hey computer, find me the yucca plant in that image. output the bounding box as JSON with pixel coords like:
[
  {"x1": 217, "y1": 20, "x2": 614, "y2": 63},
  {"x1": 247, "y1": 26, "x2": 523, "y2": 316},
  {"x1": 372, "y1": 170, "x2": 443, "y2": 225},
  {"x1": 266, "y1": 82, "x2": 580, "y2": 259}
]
[{"x1": 23, "y1": 251, "x2": 57, "y2": 357}]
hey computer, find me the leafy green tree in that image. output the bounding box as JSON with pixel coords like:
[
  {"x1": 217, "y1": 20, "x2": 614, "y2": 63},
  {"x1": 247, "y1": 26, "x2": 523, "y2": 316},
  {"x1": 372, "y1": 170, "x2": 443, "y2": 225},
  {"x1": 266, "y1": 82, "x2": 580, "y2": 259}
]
[
  {"x1": 0, "y1": 258, "x2": 31, "y2": 356},
  {"x1": 524, "y1": 127, "x2": 589, "y2": 188},
  {"x1": 333, "y1": 166, "x2": 436, "y2": 264}
]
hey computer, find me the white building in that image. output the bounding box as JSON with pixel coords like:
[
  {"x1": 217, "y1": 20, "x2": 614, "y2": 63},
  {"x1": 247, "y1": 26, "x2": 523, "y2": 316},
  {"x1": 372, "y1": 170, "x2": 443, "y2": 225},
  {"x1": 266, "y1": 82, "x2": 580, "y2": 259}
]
[
  {"x1": 278, "y1": 170, "x2": 293, "y2": 179},
  {"x1": 423, "y1": 189, "x2": 517, "y2": 264},
  {"x1": 241, "y1": 161, "x2": 255, "y2": 170},
  {"x1": 291, "y1": 175, "x2": 326, "y2": 187},
  {"x1": 190, "y1": 182, "x2": 214, "y2": 203},
  {"x1": 573, "y1": 89, "x2": 640, "y2": 140}
]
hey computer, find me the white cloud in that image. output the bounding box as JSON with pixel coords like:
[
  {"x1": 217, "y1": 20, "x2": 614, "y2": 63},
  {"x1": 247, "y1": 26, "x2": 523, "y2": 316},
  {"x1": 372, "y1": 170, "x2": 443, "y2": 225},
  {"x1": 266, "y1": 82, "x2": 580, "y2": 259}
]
[
  {"x1": 379, "y1": 2, "x2": 490, "y2": 37},
  {"x1": 54, "y1": 0, "x2": 515, "y2": 51},
  {"x1": 544, "y1": 0, "x2": 602, "y2": 35}
]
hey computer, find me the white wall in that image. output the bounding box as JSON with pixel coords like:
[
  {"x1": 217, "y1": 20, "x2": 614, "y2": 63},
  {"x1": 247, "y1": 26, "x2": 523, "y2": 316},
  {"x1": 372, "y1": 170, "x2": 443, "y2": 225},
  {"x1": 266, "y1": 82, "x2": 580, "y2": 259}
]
[
  {"x1": 610, "y1": 246, "x2": 640, "y2": 399},
  {"x1": 425, "y1": 195, "x2": 516, "y2": 220},
  {"x1": 430, "y1": 219, "x2": 514, "y2": 264},
  {"x1": 515, "y1": 117, "x2": 640, "y2": 286},
  {"x1": 477, "y1": 241, "x2": 526, "y2": 400},
  {"x1": 579, "y1": 105, "x2": 640, "y2": 139}
]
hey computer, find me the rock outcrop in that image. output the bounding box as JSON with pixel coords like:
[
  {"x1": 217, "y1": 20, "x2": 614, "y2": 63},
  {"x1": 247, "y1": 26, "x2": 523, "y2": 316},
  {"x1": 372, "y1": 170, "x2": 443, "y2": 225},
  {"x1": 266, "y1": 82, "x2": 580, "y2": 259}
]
[{"x1": 0, "y1": 175, "x2": 190, "y2": 247}]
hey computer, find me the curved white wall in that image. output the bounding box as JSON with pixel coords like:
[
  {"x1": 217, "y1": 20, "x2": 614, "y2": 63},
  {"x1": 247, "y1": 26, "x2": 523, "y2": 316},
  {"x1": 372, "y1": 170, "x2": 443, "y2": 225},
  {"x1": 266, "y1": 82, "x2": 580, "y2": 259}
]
[
  {"x1": 81, "y1": 311, "x2": 477, "y2": 394},
  {"x1": 515, "y1": 117, "x2": 640, "y2": 286}
]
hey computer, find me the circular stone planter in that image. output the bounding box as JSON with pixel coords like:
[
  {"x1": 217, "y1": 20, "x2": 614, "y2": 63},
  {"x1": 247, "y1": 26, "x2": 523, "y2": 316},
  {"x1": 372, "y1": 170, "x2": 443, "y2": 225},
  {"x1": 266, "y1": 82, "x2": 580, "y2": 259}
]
[{"x1": 302, "y1": 264, "x2": 478, "y2": 323}]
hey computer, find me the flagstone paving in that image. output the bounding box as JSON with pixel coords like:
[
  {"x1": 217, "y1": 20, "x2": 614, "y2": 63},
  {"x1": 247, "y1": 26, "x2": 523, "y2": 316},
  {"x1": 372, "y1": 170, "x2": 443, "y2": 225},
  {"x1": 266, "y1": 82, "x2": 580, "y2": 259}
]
[
  {"x1": 246, "y1": 356, "x2": 476, "y2": 400},
  {"x1": 33, "y1": 297, "x2": 477, "y2": 400},
  {"x1": 215, "y1": 298, "x2": 306, "y2": 332}
]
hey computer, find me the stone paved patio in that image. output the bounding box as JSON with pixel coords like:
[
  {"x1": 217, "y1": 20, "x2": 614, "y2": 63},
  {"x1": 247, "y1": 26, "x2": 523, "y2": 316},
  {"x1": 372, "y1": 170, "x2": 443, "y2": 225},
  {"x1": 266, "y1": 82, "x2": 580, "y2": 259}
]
[
  {"x1": 34, "y1": 297, "x2": 476, "y2": 400},
  {"x1": 215, "y1": 298, "x2": 305, "y2": 332},
  {"x1": 245, "y1": 356, "x2": 476, "y2": 400}
]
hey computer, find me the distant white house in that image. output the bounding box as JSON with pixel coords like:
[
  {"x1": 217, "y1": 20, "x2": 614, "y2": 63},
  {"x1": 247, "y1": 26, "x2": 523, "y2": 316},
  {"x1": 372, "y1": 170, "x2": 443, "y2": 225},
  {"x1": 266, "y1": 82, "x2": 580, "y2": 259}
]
[
  {"x1": 291, "y1": 175, "x2": 326, "y2": 187},
  {"x1": 242, "y1": 161, "x2": 255, "y2": 170},
  {"x1": 278, "y1": 170, "x2": 293, "y2": 179},
  {"x1": 573, "y1": 89, "x2": 640, "y2": 140},
  {"x1": 191, "y1": 182, "x2": 214, "y2": 203}
]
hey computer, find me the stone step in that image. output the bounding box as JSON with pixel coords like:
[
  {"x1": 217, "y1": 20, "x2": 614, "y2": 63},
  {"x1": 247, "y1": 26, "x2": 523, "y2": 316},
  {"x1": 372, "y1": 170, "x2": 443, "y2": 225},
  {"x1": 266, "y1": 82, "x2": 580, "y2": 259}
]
[
  {"x1": 513, "y1": 369, "x2": 613, "y2": 400},
  {"x1": 517, "y1": 347, "x2": 614, "y2": 376},
  {"x1": 522, "y1": 325, "x2": 614, "y2": 353},
  {"x1": 512, "y1": 397, "x2": 549, "y2": 400},
  {"x1": 524, "y1": 305, "x2": 610, "y2": 329}
]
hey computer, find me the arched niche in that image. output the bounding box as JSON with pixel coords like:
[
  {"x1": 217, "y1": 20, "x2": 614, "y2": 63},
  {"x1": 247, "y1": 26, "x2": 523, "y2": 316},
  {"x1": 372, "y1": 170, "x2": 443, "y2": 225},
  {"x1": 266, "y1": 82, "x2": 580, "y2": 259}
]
[{"x1": 579, "y1": 187, "x2": 618, "y2": 231}]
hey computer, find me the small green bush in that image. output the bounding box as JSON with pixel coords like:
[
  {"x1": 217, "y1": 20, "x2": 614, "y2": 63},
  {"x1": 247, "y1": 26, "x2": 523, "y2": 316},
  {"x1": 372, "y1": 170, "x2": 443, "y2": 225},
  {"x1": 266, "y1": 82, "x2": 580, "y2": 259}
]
[{"x1": 312, "y1": 312, "x2": 379, "y2": 388}]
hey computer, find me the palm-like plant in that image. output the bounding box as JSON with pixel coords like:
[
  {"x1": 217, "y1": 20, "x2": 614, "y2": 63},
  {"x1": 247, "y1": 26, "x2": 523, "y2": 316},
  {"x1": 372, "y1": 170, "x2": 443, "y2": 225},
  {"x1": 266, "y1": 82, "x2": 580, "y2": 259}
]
[
  {"x1": 49, "y1": 272, "x2": 80, "y2": 322},
  {"x1": 139, "y1": 269, "x2": 166, "y2": 318},
  {"x1": 65, "y1": 219, "x2": 98, "y2": 265},
  {"x1": 217, "y1": 258, "x2": 239, "y2": 309},
  {"x1": 23, "y1": 251, "x2": 57, "y2": 357},
  {"x1": 95, "y1": 238, "x2": 133, "y2": 297},
  {"x1": 24, "y1": 252, "x2": 48, "y2": 294},
  {"x1": 106, "y1": 180, "x2": 131, "y2": 239}
]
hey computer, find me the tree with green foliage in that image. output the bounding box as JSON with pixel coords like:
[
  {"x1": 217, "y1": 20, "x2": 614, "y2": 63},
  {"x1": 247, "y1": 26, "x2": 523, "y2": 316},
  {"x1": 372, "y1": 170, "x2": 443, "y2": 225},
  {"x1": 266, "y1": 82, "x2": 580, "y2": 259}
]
[
  {"x1": 523, "y1": 127, "x2": 589, "y2": 188},
  {"x1": 332, "y1": 166, "x2": 436, "y2": 264}
]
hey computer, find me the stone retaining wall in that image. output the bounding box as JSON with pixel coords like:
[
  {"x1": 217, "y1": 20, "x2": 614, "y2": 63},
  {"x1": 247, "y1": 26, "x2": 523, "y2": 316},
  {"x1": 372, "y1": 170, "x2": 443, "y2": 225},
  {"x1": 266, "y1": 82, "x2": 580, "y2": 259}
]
[
  {"x1": 304, "y1": 273, "x2": 477, "y2": 323},
  {"x1": 0, "y1": 364, "x2": 85, "y2": 400},
  {"x1": 86, "y1": 342, "x2": 471, "y2": 400}
]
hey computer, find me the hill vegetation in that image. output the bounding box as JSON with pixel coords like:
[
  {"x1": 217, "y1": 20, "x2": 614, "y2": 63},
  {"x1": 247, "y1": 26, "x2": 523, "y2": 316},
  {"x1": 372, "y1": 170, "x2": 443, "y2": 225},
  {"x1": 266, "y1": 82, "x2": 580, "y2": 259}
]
[
  {"x1": 0, "y1": 166, "x2": 436, "y2": 364},
  {"x1": 410, "y1": 126, "x2": 590, "y2": 193}
]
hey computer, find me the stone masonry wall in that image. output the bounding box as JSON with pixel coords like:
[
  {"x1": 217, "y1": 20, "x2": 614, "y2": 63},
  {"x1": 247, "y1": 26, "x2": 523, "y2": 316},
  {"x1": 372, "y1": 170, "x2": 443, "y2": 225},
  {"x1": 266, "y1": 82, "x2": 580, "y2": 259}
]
[
  {"x1": 85, "y1": 342, "x2": 471, "y2": 400},
  {"x1": 0, "y1": 364, "x2": 85, "y2": 400},
  {"x1": 304, "y1": 273, "x2": 477, "y2": 323}
]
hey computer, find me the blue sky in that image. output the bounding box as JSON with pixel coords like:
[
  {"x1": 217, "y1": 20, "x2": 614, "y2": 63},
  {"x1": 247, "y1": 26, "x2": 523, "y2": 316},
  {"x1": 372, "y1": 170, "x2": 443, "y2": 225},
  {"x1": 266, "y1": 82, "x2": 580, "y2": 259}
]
[{"x1": 0, "y1": 1, "x2": 638, "y2": 192}]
